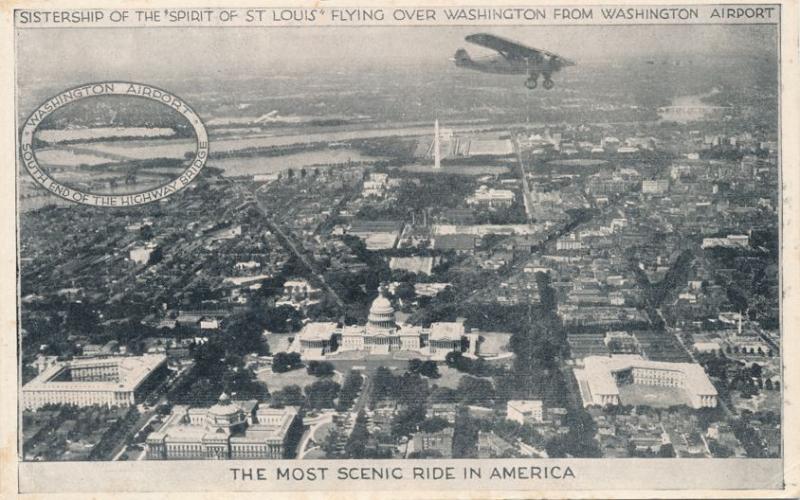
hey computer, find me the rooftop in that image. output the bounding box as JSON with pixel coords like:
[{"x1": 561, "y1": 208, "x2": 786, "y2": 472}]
[
  {"x1": 576, "y1": 355, "x2": 717, "y2": 403},
  {"x1": 298, "y1": 322, "x2": 339, "y2": 341},
  {"x1": 23, "y1": 354, "x2": 167, "y2": 393},
  {"x1": 433, "y1": 234, "x2": 477, "y2": 251},
  {"x1": 429, "y1": 322, "x2": 465, "y2": 341},
  {"x1": 148, "y1": 403, "x2": 298, "y2": 445},
  {"x1": 507, "y1": 400, "x2": 544, "y2": 413}
]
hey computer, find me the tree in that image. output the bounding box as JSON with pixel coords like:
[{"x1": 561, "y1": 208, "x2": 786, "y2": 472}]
[
  {"x1": 408, "y1": 449, "x2": 444, "y2": 459},
  {"x1": 458, "y1": 376, "x2": 495, "y2": 406},
  {"x1": 408, "y1": 359, "x2": 440, "y2": 379},
  {"x1": 270, "y1": 385, "x2": 305, "y2": 408},
  {"x1": 444, "y1": 351, "x2": 462, "y2": 368},
  {"x1": 394, "y1": 282, "x2": 416, "y2": 302},
  {"x1": 64, "y1": 302, "x2": 100, "y2": 336},
  {"x1": 147, "y1": 246, "x2": 163, "y2": 265},
  {"x1": 168, "y1": 340, "x2": 268, "y2": 406},
  {"x1": 740, "y1": 382, "x2": 758, "y2": 398},
  {"x1": 451, "y1": 407, "x2": 479, "y2": 458},
  {"x1": 322, "y1": 426, "x2": 345, "y2": 458},
  {"x1": 262, "y1": 305, "x2": 303, "y2": 333},
  {"x1": 345, "y1": 410, "x2": 370, "y2": 458},
  {"x1": 307, "y1": 361, "x2": 335, "y2": 378},
  {"x1": 536, "y1": 271, "x2": 557, "y2": 313},
  {"x1": 140, "y1": 224, "x2": 154, "y2": 240},
  {"x1": 658, "y1": 443, "x2": 675, "y2": 457},
  {"x1": 305, "y1": 379, "x2": 341, "y2": 409},
  {"x1": 546, "y1": 408, "x2": 601, "y2": 458},
  {"x1": 708, "y1": 439, "x2": 734, "y2": 458},
  {"x1": 765, "y1": 379, "x2": 774, "y2": 390},
  {"x1": 429, "y1": 386, "x2": 459, "y2": 404},
  {"x1": 394, "y1": 372, "x2": 430, "y2": 408},
  {"x1": 225, "y1": 312, "x2": 271, "y2": 356},
  {"x1": 419, "y1": 361, "x2": 440, "y2": 379},
  {"x1": 419, "y1": 417, "x2": 450, "y2": 433},
  {"x1": 222, "y1": 367, "x2": 269, "y2": 401},
  {"x1": 391, "y1": 404, "x2": 427, "y2": 438},
  {"x1": 272, "y1": 352, "x2": 303, "y2": 373},
  {"x1": 444, "y1": 351, "x2": 491, "y2": 377},
  {"x1": 336, "y1": 370, "x2": 364, "y2": 411},
  {"x1": 369, "y1": 367, "x2": 397, "y2": 408},
  {"x1": 187, "y1": 279, "x2": 215, "y2": 305}
]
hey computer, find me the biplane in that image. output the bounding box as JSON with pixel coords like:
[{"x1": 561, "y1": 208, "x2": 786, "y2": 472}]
[{"x1": 453, "y1": 33, "x2": 575, "y2": 90}]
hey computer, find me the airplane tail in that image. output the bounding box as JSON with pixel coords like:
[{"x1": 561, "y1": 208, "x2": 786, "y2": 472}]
[{"x1": 452, "y1": 48, "x2": 471, "y2": 67}]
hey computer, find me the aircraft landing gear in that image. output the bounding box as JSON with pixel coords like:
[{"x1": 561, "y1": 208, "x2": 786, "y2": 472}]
[
  {"x1": 525, "y1": 76, "x2": 538, "y2": 89},
  {"x1": 543, "y1": 79, "x2": 555, "y2": 90}
]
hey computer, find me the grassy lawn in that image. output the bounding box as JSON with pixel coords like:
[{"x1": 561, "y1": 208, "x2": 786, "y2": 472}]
[
  {"x1": 264, "y1": 333, "x2": 294, "y2": 354},
  {"x1": 401, "y1": 164, "x2": 509, "y2": 176},
  {"x1": 256, "y1": 367, "x2": 319, "y2": 392},
  {"x1": 618, "y1": 384, "x2": 690, "y2": 408},
  {"x1": 304, "y1": 448, "x2": 327, "y2": 459},
  {"x1": 328, "y1": 357, "x2": 412, "y2": 376},
  {"x1": 731, "y1": 389, "x2": 781, "y2": 413},
  {"x1": 311, "y1": 422, "x2": 333, "y2": 444},
  {"x1": 429, "y1": 365, "x2": 465, "y2": 389},
  {"x1": 478, "y1": 332, "x2": 513, "y2": 356}
]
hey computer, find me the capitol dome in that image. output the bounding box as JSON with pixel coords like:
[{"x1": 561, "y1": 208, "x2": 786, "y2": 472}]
[
  {"x1": 367, "y1": 288, "x2": 396, "y2": 331},
  {"x1": 370, "y1": 294, "x2": 394, "y2": 316}
]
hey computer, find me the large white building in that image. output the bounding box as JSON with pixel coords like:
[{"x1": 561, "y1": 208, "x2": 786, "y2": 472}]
[
  {"x1": 506, "y1": 400, "x2": 544, "y2": 424},
  {"x1": 22, "y1": 355, "x2": 168, "y2": 410},
  {"x1": 467, "y1": 185, "x2": 515, "y2": 208},
  {"x1": 294, "y1": 290, "x2": 473, "y2": 360},
  {"x1": 145, "y1": 393, "x2": 300, "y2": 460},
  {"x1": 642, "y1": 179, "x2": 670, "y2": 195},
  {"x1": 574, "y1": 355, "x2": 717, "y2": 409},
  {"x1": 701, "y1": 234, "x2": 750, "y2": 249},
  {"x1": 129, "y1": 243, "x2": 158, "y2": 265}
]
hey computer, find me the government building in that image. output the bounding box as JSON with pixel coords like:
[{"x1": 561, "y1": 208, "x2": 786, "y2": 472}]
[
  {"x1": 574, "y1": 355, "x2": 717, "y2": 409},
  {"x1": 293, "y1": 289, "x2": 477, "y2": 360},
  {"x1": 21, "y1": 354, "x2": 168, "y2": 410},
  {"x1": 145, "y1": 393, "x2": 301, "y2": 460}
]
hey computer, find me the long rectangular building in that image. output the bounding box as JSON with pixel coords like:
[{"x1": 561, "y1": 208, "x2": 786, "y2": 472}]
[
  {"x1": 21, "y1": 355, "x2": 168, "y2": 410},
  {"x1": 574, "y1": 355, "x2": 717, "y2": 409}
]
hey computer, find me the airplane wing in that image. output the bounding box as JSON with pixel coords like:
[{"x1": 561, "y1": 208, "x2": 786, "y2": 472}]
[{"x1": 465, "y1": 33, "x2": 574, "y2": 65}]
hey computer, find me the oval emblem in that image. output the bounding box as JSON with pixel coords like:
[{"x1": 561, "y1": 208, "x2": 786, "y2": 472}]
[{"x1": 19, "y1": 81, "x2": 209, "y2": 207}]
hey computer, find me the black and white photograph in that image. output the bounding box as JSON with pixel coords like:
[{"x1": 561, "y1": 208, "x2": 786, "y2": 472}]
[{"x1": 5, "y1": 1, "x2": 798, "y2": 497}]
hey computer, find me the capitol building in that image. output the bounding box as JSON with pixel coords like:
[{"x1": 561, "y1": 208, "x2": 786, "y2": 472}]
[{"x1": 293, "y1": 289, "x2": 477, "y2": 360}]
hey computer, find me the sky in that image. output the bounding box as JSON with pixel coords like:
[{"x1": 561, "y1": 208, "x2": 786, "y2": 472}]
[{"x1": 17, "y1": 24, "x2": 777, "y2": 85}]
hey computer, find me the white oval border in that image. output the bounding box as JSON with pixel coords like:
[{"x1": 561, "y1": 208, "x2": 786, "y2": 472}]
[{"x1": 19, "y1": 81, "x2": 209, "y2": 207}]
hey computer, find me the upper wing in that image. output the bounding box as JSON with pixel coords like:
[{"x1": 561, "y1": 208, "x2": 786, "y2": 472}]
[{"x1": 465, "y1": 33, "x2": 574, "y2": 65}]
